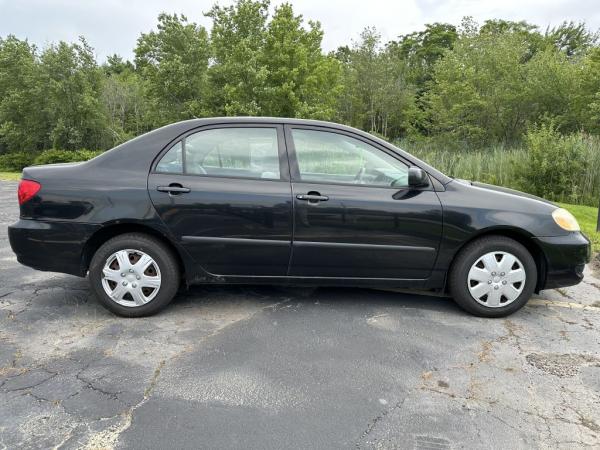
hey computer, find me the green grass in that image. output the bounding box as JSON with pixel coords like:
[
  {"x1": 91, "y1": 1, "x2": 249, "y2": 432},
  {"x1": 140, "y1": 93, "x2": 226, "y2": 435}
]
[
  {"x1": 0, "y1": 171, "x2": 20, "y2": 181},
  {"x1": 559, "y1": 203, "x2": 600, "y2": 253}
]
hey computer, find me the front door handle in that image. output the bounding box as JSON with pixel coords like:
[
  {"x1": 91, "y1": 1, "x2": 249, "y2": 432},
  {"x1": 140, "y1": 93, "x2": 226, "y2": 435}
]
[
  {"x1": 296, "y1": 193, "x2": 329, "y2": 203},
  {"x1": 157, "y1": 184, "x2": 191, "y2": 194}
]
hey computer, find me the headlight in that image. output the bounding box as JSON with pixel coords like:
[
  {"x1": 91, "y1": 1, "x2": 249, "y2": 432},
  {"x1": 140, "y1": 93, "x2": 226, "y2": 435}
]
[{"x1": 552, "y1": 208, "x2": 580, "y2": 231}]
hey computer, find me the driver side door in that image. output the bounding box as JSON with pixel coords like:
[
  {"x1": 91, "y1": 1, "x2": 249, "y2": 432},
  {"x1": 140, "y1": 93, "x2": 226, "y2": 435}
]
[{"x1": 286, "y1": 126, "x2": 443, "y2": 280}]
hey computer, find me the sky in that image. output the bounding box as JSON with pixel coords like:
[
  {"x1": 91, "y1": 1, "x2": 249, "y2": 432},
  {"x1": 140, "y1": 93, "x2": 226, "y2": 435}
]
[{"x1": 1, "y1": 0, "x2": 599, "y2": 61}]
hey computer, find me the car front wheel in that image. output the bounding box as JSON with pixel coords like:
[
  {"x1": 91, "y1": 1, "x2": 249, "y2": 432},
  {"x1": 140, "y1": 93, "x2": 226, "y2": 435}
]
[
  {"x1": 89, "y1": 233, "x2": 180, "y2": 317},
  {"x1": 449, "y1": 236, "x2": 537, "y2": 317}
]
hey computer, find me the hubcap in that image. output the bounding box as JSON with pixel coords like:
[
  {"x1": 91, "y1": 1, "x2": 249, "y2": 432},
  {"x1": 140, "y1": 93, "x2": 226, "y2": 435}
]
[
  {"x1": 101, "y1": 249, "x2": 161, "y2": 307},
  {"x1": 467, "y1": 251, "x2": 526, "y2": 308}
]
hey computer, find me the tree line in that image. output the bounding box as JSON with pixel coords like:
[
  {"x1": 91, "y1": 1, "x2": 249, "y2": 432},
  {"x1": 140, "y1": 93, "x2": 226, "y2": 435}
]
[{"x1": 1, "y1": 0, "x2": 599, "y2": 155}]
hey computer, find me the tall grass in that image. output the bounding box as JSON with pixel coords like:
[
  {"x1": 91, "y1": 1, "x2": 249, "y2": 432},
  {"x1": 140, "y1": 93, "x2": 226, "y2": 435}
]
[
  {"x1": 399, "y1": 135, "x2": 600, "y2": 207},
  {"x1": 580, "y1": 135, "x2": 600, "y2": 205}
]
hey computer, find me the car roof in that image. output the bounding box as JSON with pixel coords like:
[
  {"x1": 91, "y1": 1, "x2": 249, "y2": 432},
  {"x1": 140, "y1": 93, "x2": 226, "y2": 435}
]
[
  {"x1": 172, "y1": 116, "x2": 350, "y2": 124},
  {"x1": 168, "y1": 116, "x2": 370, "y2": 132}
]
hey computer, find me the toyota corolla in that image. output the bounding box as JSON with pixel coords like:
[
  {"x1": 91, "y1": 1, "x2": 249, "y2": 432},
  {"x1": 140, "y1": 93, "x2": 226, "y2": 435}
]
[{"x1": 8, "y1": 118, "x2": 591, "y2": 317}]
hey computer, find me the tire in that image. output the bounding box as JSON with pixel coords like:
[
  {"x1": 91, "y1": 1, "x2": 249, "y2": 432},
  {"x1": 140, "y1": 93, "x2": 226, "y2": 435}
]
[
  {"x1": 449, "y1": 236, "x2": 537, "y2": 318},
  {"x1": 89, "y1": 233, "x2": 180, "y2": 317}
]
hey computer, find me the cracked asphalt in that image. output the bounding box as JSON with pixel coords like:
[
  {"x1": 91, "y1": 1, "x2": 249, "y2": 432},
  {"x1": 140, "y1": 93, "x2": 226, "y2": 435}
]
[{"x1": 1, "y1": 180, "x2": 600, "y2": 449}]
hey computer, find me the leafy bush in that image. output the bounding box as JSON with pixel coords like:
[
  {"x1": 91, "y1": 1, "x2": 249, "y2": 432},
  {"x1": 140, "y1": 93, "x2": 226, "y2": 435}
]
[
  {"x1": 518, "y1": 124, "x2": 587, "y2": 204},
  {"x1": 33, "y1": 149, "x2": 103, "y2": 165},
  {"x1": 0, "y1": 152, "x2": 36, "y2": 171},
  {"x1": 0, "y1": 149, "x2": 104, "y2": 171}
]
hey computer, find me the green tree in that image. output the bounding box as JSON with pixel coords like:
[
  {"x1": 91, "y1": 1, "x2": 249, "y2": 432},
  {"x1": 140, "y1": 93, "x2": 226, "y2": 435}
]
[
  {"x1": 206, "y1": 0, "x2": 270, "y2": 115},
  {"x1": 480, "y1": 19, "x2": 537, "y2": 35},
  {"x1": 425, "y1": 27, "x2": 579, "y2": 145},
  {"x1": 101, "y1": 68, "x2": 147, "y2": 146},
  {"x1": 0, "y1": 36, "x2": 48, "y2": 152},
  {"x1": 391, "y1": 23, "x2": 458, "y2": 88},
  {"x1": 135, "y1": 13, "x2": 210, "y2": 125},
  {"x1": 2, "y1": 8, "x2": 600, "y2": 165},
  {"x1": 103, "y1": 54, "x2": 135, "y2": 75},
  {"x1": 206, "y1": 0, "x2": 341, "y2": 119},
  {"x1": 545, "y1": 21, "x2": 599, "y2": 57},
  {"x1": 260, "y1": 3, "x2": 341, "y2": 119},
  {"x1": 384, "y1": 23, "x2": 458, "y2": 137},
  {"x1": 40, "y1": 38, "x2": 109, "y2": 149},
  {"x1": 572, "y1": 47, "x2": 600, "y2": 133},
  {"x1": 337, "y1": 28, "x2": 416, "y2": 138}
]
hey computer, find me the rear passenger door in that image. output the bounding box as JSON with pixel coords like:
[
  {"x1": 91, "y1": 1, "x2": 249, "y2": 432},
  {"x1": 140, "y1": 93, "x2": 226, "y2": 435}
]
[{"x1": 148, "y1": 124, "x2": 293, "y2": 277}]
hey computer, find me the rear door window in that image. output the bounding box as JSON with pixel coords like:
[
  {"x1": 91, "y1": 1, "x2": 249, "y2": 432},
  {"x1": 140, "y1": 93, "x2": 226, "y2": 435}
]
[
  {"x1": 155, "y1": 127, "x2": 281, "y2": 180},
  {"x1": 187, "y1": 128, "x2": 280, "y2": 179}
]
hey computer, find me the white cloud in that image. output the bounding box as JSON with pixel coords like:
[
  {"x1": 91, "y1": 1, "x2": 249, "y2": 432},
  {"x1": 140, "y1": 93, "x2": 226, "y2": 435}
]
[{"x1": 0, "y1": 0, "x2": 598, "y2": 61}]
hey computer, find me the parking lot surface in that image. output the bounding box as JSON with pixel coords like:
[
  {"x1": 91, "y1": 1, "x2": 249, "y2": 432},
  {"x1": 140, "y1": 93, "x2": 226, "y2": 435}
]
[{"x1": 1, "y1": 180, "x2": 599, "y2": 449}]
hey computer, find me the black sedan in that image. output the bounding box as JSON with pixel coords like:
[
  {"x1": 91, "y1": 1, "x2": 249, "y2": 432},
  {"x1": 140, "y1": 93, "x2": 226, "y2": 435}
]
[{"x1": 8, "y1": 118, "x2": 591, "y2": 317}]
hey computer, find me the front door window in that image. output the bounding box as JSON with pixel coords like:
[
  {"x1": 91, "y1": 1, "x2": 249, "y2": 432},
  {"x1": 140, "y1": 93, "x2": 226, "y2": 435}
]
[{"x1": 291, "y1": 129, "x2": 408, "y2": 187}]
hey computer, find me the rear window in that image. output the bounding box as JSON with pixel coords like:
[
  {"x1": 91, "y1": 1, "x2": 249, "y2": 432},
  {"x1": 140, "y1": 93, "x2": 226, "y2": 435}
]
[{"x1": 155, "y1": 141, "x2": 183, "y2": 173}]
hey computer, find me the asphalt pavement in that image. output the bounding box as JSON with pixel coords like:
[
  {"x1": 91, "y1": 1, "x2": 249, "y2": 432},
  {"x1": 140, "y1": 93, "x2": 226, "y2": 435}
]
[{"x1": 1, "y1": 180, "x2": 599, "y2": 449}]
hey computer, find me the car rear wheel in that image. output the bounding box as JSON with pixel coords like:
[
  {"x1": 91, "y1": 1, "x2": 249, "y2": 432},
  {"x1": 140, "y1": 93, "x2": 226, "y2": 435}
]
[
  {"x1": 449, "y1": 236, "x2": 537, "y2": 317},
  {"x1": 89, "y1": 233, "x2": 180, "y2": 317}
]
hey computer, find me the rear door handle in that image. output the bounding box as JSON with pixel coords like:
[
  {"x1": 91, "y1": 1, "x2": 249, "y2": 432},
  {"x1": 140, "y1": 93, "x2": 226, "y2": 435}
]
[
  {"x1": 296, "y1": 193, "x2": 329, "y2": 202},
  {"x1": 157, "y1": 184, "x2": 191, "y2": 194}
]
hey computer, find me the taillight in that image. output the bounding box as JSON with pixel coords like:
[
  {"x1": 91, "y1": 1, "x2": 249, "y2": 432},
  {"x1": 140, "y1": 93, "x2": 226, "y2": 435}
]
[{"x1": 18, "y1": 179, "x2": 41, "y2": 205}]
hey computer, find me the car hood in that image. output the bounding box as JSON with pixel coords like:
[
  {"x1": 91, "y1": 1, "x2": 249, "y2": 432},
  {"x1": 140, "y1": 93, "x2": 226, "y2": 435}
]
[{"x1": 454, "y1": 179, "x2": 557, "y2": 207}]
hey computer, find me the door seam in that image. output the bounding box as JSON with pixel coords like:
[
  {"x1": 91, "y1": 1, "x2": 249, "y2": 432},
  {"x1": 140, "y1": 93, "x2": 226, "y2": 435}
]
[{"x1": 283, "y1": 124, "x2": 295, "y2": 277}]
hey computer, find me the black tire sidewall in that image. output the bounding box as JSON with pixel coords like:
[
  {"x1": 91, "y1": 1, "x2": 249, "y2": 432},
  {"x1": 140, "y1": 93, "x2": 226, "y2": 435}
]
[
  {"x1": 450, "y1": 237, "x2": 537, "y2": 318},
  {"x1": 89, "y1": 233, "x2": 180, "y2": 317}
]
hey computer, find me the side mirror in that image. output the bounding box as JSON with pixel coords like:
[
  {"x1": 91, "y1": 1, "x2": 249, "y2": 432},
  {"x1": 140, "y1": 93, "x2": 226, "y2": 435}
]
[{"x1": 408, "y1": 167, "x2": 429, "y2": 187}]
